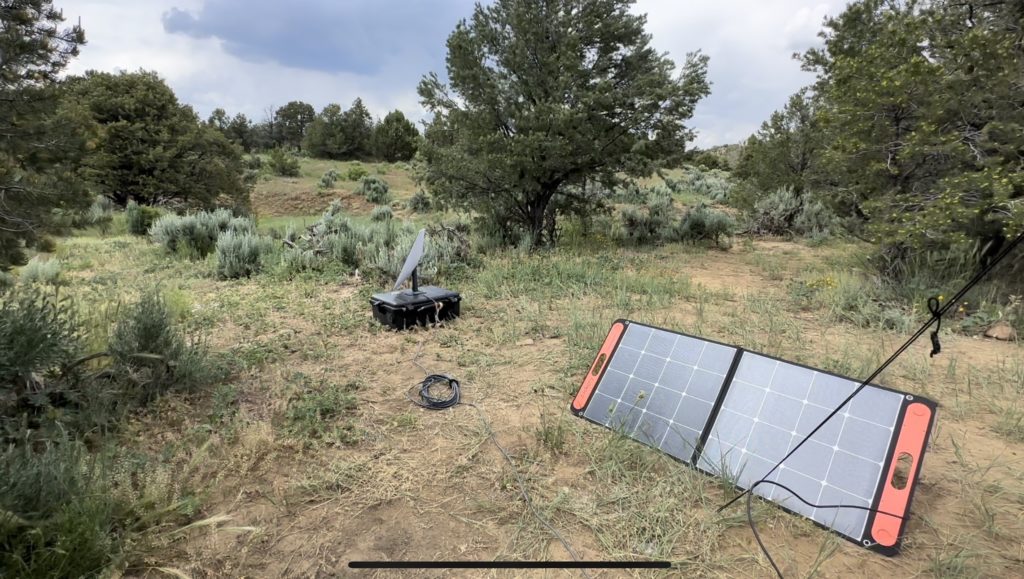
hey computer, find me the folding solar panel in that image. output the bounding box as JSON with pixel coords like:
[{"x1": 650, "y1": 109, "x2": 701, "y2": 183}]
[{"x1": 571, "y1": 320, "x2": 937, "y2": 554}]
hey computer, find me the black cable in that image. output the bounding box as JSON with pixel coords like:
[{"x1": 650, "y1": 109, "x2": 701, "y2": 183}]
[
  {"x1": 720, "y1": 230, "x2": 1024, "y2": 515},
  {"x1": 744, "y1": 480, "x2": 907, "y2": 578},
  {"x1": 406, "y1": 374, "x2": 461, "y2": 409},
  {"x1": 721, "y1": 230, "x2": 1024, "y2": 578},
  {"x1": 406, "y1": 350, "x2": 593, "y2": 579}
]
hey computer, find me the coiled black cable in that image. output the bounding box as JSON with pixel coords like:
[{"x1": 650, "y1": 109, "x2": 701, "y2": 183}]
[{"x1": 406, "y1": 373, "x2": 461, "y2": 409}]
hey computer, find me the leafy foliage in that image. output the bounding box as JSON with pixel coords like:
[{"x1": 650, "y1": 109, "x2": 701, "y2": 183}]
[
  {"x1": 676, "y1": 205, "x2": 735, "y2": 248},
  {"x1": 796, "y1": 0, "x2": 1024, "y2": 271},
  {"x1": 0, "y1": 1, "x2": 89, "y2": 270},
  {"x1": 346, "y1": 163, "x2": 369, "y2": 181},
  {"x1": 274, "y1": 101, "x2": 316, "y2": 151},
  {"x1": 280, "y1": 201, "x2": 472, "y2": 281},
  {"x1": 0, "y1": 439, "x2": 193, "y2": 578},
  {"x1": 417, "y1": 0, "x2": 710, "y2": 246},
  {"x1": 318, "y1": 169, "x2": 341, "y2": 190},
  {"x1": 215, "y1": 231, "x2": 274, "y2": 279},
  {"x1": 370, "y1": 205, "x2": 393, "y2": 222},
  {"x1": 407, "y1": 190, "x2": 432, "y2": 213},
  {"x1": 66, "y1": 70, "x2": 250, "y2": 210},
  {"x1": 268, "y1": 147, "x2": 301, "y2": 177},
  {"x1": 149, "y1": 209, "x2": 254, "y2": 258},
  {"x1": 358, "y1": 176, "x2": 392, "y2": 204},
  {"x1": 372, "y1": 110, "x2": 419, "y2": 162},
  {"x1": 19, "y1": 256, "x2": 62, "y2": 286},
  {"x1": 735, "y1": 90, "x2": 820, "y2": 200},
  {"x1": 0, "y1": 287, "x2": 79, "y2": 415},
  {"x1": 125, "y1": 200, "x2": 161, "y2": 236}
]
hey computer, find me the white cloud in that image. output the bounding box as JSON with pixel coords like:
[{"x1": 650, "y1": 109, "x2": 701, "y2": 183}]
[{"x1": 59, "y1": 0, "x2": 848, "y2": 145}]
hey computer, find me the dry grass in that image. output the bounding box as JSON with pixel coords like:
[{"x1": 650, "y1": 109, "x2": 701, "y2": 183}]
[{"x1": 40, "y1": 165, "x2": 1024, "y2": 578}]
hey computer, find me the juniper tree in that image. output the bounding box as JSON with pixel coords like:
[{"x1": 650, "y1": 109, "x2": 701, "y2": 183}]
[{"x1": 418, "y1": 0, "x2": 710, "y2": 246}]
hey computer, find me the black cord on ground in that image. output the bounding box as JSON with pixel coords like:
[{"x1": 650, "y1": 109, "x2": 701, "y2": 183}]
[
  {"x1": 721, "y1": 230, "x2": 1024, "y2": 578},
  {"x1": 407, "y1": 346, "x2": 593, "y2": 579},
  {"x1": 745, "y1": 480, "x2": 907, "y2": 578}
]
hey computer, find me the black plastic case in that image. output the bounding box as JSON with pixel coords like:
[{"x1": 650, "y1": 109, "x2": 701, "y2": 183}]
[{"x1": 369, "y1": 286, "x2": 461, "y2": 330}]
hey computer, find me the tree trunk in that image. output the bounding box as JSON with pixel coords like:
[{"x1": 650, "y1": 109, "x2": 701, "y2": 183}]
[{"x1": 526, "y1": 188, "x2": 557, "y2": 248}]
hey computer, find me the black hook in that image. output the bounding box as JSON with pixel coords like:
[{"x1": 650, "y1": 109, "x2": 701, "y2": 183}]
[{"x1": 927, "y1": 296, "x2": 942, "y2": 357}]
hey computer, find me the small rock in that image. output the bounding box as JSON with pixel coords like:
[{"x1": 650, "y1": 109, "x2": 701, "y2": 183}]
[
  {"x1": 516, "y1": 338, "x2": 535, "y2": 346},
  {"x1": 984, "y1": 321, "x2": 1017, "y2": 341}
]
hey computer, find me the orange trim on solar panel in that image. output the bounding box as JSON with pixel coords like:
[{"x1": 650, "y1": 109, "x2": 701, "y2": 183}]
[
  {"x1": 871, "y1": 402, "x2": 932, "y2": 547},
  {"x1": 572, "y1": 321, "x2": 625, "y2": 412}
]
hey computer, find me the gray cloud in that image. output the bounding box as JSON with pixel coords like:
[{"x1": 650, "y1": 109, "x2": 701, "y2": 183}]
[{"x1": 161, "y1": 0, "x2": 475, "y2": 76}]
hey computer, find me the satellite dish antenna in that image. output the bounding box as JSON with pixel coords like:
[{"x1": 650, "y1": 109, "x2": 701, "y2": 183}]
[{"x1": 393, "y1": 229, "x2": 426, "y2": 293}]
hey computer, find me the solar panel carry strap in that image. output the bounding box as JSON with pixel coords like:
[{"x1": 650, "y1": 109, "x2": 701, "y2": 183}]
[{"x1": 570, "y1": 320, "x2": 937, "y2": 554}]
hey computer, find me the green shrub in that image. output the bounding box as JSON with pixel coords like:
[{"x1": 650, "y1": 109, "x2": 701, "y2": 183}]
[
  {"x1": 675, "y1": 166, "x2": 733, "y2": 202},
  {"x1": 675, "y1": 205, "x2": 735, "y2": 248},
  {"x1": 85, "y1": 195, "x2": 114, "y2": 234},
  {"x1": 125, "y1": 201, "x2": 162, "y2": 236},
  {"x1": 283, "y1": 373, "x2": 360, "y2": 445},
  {"x1": 108, "y1": 290, "x2": 214, "y2": 404},
  {"x1": 358, "y1": 176, "x2": 392, "y2": 204},
  {"x1": 319, "y1": 169, "x2": 341, "y2": 190},
  {"x1": 150, "y1": 210, "x2": 254, "y2": 259},
  {"x1": 0, "y1": 440, "x2": 194, "y2": 578},
  {"x1": 279, "y1": 201, "x2": 473, "y2": 282},
  {"x1": 614, "y1": 190, "x2": 675, "y2": 245},
  {"x1": 370, "y1": 205, "x2": 393, "y2": 222},
  {"x1": 268, "y1": 148, "x2": 301, "y2": 177},
  {"x1": 793, "y1": 199, "x2": 839, "y2": 239},
  {"x1": 0, "y1": 272, "x2": 13, "y2": 293},
  {"x1": 346, "y1": 163, "x2": 368, "y2": 181},
  {"x1": 749, "y1": 186, "x2": 802, "y2": 235},
  {"x1": 19, "y1": 256, "x2": 63, "y2": 286},
  {"x1": 407, "y1": 190, "x2": 432, "y2": 213},
  {"x1": 0, "y1": 287, "x2": 80, "y2": 416},
  {"x1": 215, "y1": 232, "x2": 274, "y2": 279},
  {"x1": 749, "y1": 187, "x2": 839, "y2": 238}
]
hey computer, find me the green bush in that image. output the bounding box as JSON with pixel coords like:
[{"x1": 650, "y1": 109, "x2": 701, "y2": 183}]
[
  {"x1": 358, "y1": 176, "x2": 392, "y2": 204},
  {"x1": 108, "y1": 290, "x2": 214, "y2": 404},
  {"x1": 125, "y1": 201, "x2": 161, "y2": 236},
  {"x1": 407, "y1": 190, "x2": 432, "y2": 213},
  {"x1": 279, "y1": 201, "x2": 473, "y2": 281},
  {"x1": 150, "y1": 209, "x2": 254, "y2": 259},
  {"x1": 673, "y1": 166, "x2": 733, "y2": 202},
  {"x1": 675, "y1": 205, "x2": 735, "y2": 248},
  {"x1": 19, "y1": 257, "x2": 63, "y2": 286},
  {"x1": 319, "y1": 169, "x2": 341, "y2": 190},
  {"x1": 0, "y1": 287, "x2": 80, "y2": 417},
  {"x1": 268, "y1": 148, "x2": 301, "y2": 177},
  {"x1": 614, "y1": 190, "x2": 675, "y2": 245},
  {"x1": 370, "y1": 205, "x2": 393, "y2": 222},
  {"x1": 215, "y1": 231, "x2": 274, "y2": 279},
  {"x1": 84, "y1": 195, "x2": 114, "y2": 234},
  {"x1": 0, "y1": 439, "x2": 194, "y2": 578},
  {"x1": 0, "y1": 272, "x2": 13, "y2": 293},
  {"x1": 346, "y1": 163, "x2": 369, "y2": 181},
  {"x1": 748, "y1": 187, "x2": 839, "y2": 238}
]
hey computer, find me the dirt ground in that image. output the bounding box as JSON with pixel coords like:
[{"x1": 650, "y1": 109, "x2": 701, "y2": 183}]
[{"x1": 108, "y1": 237, "x2": 1024, "y2": 579}]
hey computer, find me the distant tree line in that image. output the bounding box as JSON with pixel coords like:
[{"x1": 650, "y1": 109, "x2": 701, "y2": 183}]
[
  {"x1": 204, "y1": 99, "x2": 420, "y2": 162},
  {"x1": 735, "y1": 0, "x2": 1023, "y2": 274},
  {"x1": 0, "y1": 0, "x2": 423, "y2": 269}
]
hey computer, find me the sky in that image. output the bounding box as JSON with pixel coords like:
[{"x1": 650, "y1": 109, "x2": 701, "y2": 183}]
[{"x1": 59, "y1": 0, "x2": 849, "y2": 148}]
